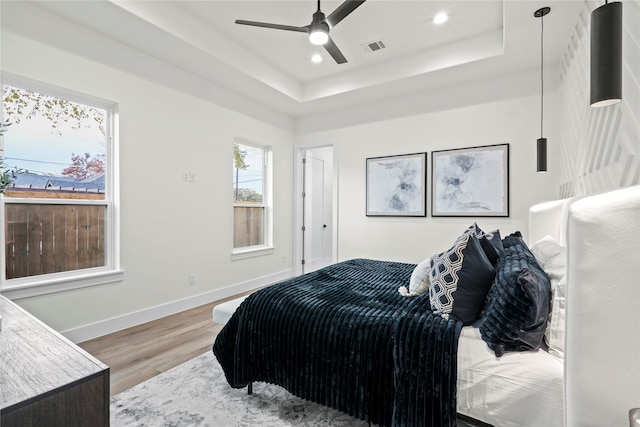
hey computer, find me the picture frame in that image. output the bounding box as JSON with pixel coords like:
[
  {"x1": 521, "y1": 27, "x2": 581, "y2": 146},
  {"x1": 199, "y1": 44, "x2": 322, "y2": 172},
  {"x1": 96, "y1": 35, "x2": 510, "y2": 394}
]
[
  {"x1": 431, "y1": 143, "x2": 509, "y2": 217},
  {"x1": 366, "y1": 152, "x2": 427, "y2": 217}
]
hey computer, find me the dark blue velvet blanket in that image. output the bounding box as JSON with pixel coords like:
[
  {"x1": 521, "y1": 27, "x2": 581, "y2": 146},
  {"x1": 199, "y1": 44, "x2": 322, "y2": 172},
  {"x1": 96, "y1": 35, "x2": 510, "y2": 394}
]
[{"x1": 213, "y1": 259, "x2": 462, "y2": 426}]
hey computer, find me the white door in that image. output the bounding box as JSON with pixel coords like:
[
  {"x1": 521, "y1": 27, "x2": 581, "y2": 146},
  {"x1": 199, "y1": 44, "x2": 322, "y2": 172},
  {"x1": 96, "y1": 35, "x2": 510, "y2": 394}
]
[{"x1": 303, "y1": 148, "x2": 333, "y2": 273}]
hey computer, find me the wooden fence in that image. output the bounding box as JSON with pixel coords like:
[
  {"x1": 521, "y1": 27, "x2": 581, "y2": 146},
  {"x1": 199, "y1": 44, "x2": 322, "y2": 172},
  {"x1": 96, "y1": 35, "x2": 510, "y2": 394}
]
[
  {"x1": 4, "y1": 203, "x2": 106, "y2": 279},
  {"x1": 234, "y1": 205, "x2": 264, "y2": 248}
]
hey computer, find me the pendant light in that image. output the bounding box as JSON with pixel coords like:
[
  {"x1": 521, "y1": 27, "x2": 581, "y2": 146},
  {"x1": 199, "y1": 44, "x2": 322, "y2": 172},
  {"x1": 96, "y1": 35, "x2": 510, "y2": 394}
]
[
  {"x1": 591, "y1": 1, "x2": 623, "y2": 107},
  {"x1": 534, "y1": 7, "x2": 550, "y2": 173}
]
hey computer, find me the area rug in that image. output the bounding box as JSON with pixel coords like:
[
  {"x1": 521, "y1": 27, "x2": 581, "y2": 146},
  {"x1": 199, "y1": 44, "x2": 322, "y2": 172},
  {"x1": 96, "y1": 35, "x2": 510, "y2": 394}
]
[{"x1": 111, "y1": 351, "x2": 483, "y2": 426}]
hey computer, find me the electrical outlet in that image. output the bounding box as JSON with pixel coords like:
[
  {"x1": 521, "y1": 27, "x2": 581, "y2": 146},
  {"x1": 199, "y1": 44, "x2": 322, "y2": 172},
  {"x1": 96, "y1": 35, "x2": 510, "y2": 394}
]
[
  {"x1": 182, "y1": 172, "x2": 189, "y2": 182},
  {"x1": 189, "y1": 273, "x2": 196, "y2": 285},
  {"x1": 189, "y1": 172, "x2": 196, "y2": 183}
]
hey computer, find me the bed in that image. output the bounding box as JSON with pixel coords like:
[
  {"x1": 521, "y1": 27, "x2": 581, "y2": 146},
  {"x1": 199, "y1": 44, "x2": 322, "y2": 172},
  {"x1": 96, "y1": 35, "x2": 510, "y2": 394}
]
[{"x1": 213, "y1": 185, "x2": 640, "y2": 427}]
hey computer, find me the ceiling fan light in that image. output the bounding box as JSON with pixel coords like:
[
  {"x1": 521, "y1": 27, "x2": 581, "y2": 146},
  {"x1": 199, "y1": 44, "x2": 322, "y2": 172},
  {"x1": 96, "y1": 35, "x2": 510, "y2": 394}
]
[{"x1": 310, "y1": 28, "x2": 329, "y2": 45}]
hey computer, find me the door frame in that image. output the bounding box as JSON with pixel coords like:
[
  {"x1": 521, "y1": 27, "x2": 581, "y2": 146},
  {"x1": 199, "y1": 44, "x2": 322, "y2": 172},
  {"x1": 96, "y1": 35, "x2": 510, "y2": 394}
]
[{"x1": 293, "y1": 141, "x2": 338, "y2": 276}]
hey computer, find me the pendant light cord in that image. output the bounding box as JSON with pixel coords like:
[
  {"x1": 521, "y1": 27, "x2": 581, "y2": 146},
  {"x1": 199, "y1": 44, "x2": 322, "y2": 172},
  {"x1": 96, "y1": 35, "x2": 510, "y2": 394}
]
[
  {"x1": 535, "y1": 6, "x2": 550, "y2": 172},
  {"x1": 540, "y1": 13, "x2": 544, "y2": 139}
]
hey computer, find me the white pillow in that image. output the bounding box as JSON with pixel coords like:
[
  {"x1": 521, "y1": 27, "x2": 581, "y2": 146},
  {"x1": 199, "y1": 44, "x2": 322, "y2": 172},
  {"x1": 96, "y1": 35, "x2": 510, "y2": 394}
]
[
  {"x1": 398, "y1": 258, "x2": 430, "y2": 297},
  {"x1": 531, "y1": 236, "x2": 567, "y2": 359}
]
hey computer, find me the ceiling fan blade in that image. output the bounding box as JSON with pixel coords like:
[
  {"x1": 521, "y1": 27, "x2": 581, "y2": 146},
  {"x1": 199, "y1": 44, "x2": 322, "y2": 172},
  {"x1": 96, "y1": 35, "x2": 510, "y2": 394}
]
[
  {"x1": 235, "y1": 20, "x2": 309, "y2": 33},
  {"x1": 323, "y1": 37, "x2": 347, "y2": 64},
  {"x1": 326, "y1": 0, "x2": 366, "y2": 28}
]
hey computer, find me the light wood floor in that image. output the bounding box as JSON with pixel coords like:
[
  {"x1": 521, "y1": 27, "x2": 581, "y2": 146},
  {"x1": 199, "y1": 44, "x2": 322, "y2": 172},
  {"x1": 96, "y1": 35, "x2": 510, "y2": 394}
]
[{"x1": 78, "y1": 296, "x2": 241, "y2": 396}]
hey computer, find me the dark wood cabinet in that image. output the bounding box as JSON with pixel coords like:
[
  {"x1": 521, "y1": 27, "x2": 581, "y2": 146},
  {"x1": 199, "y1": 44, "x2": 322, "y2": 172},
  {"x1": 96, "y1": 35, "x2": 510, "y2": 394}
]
[{"x1": 0, "y1": 296, "x2": 109, "y2": 426}]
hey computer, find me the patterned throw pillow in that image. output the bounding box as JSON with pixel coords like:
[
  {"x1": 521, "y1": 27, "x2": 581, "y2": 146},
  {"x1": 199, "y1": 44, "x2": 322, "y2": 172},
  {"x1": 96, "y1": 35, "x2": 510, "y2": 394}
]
[{"x1": 428, "y1": 225, "x2": 496, "y2": 325}]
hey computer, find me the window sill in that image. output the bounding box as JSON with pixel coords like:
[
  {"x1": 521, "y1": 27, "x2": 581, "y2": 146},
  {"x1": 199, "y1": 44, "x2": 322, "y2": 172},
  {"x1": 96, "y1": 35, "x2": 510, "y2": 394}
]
[
  {"x1": 1, "y1": 268, "x2": 125, "y2": 300},
  {"x1": 231, "y1": 246, "x2": 275, "y2": 261}
]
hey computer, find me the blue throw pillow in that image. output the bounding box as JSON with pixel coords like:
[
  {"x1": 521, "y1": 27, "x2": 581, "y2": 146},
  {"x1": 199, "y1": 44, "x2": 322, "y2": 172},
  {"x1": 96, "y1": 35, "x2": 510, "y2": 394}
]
[
  {"x1": 480, "y1": 243, "x2": 552, "y2": 357},
  {"x1": 429, "y1": 225, "x2": 496, "y2": 325},
  {"x1": 502, "y1": 231, "x2": 527, "y2": 250},
  {"x1": 476, "y1": 226, "x2": 504, "y2": 265}
]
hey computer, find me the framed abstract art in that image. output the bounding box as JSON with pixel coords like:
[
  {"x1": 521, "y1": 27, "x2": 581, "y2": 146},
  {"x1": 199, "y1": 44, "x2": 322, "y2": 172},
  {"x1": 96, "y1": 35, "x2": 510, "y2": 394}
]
[
  {"x1": 366, "y1": 152, "x2": 427, "y2": 217},
  {"x1": 431, "y1": 144, "x2": 509, "y2": 217}
]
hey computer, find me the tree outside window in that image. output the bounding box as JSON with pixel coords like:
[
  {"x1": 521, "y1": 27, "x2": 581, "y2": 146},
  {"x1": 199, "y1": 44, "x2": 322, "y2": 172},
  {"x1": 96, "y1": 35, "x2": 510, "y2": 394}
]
[
  {"x1": 233, "y1": 142, "x2": 265, "y2": 249},
  {"x1": 2, "y1": 85, "x2": 107, "y2": 198}
]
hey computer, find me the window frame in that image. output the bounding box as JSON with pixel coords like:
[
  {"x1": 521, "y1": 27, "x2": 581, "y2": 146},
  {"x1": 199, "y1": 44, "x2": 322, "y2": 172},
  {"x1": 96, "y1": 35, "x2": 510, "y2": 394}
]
[
  {"x1": 0, "y1": 75, "x2": 122, "y2": 298},
  {"x1": 231, "y1": 138, "x2": 273, "y2": 260}
]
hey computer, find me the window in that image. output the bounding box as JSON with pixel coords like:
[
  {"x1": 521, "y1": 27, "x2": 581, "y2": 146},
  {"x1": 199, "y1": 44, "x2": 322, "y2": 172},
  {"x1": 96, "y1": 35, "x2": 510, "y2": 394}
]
[
  {"x1": 1, "y1": 78, "x2": 121, "y2": 297},
  {"x1": 232, "y1": 140, "x2": 272, "y2": 256}
]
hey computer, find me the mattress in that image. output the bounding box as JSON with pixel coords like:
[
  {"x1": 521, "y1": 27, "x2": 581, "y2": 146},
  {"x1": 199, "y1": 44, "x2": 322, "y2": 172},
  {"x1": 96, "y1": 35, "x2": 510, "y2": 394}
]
[{"x1": 456, "y1": 325, "x2": 564, "y2": 427}]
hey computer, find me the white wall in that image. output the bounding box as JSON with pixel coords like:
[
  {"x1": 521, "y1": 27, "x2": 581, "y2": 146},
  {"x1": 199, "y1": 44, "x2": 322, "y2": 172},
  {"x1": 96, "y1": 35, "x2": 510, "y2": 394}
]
[
  {"x1": 4, "y1": 0, "x2": 635, "y2": 341},
  {"x1": 558, "y1": 0, "x2": 640, "y2": 196},
  {"x1": 298, "y1": 94, "x2": 562, "y2": 264},
  {"x1": 296, "y1": 0, "x2": 640, "y2": 265},
  {"x1": 1, "y1": 32, "x2": 295, "y2": 339}
]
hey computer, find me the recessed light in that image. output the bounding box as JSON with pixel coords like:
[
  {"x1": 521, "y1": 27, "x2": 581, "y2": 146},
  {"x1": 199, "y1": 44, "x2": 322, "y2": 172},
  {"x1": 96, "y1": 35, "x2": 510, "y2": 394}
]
[
  {"x1": 433, "y1": 12, "x2": 448, "y2": 25},
  {"x1": 311, "y1": 53, "x2": 323, "y2": 63}
]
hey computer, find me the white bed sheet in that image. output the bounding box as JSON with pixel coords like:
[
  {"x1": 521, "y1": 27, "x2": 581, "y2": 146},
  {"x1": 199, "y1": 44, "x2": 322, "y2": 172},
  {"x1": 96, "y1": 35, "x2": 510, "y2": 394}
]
[{"x1": 456, "y1": 326, "x2": 564, "y2": 427}]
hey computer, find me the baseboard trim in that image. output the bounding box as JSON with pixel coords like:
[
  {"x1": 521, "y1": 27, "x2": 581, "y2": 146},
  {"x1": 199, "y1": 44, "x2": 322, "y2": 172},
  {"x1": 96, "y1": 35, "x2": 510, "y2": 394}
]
[{"x1": 62, "y1": 268, "x2": 295, "y2": 343}]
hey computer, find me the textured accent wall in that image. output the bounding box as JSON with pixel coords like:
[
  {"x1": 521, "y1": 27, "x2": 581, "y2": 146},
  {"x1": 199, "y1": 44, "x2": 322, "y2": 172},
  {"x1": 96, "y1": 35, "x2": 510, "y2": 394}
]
[{"x1": 558, "y1": 0, "x2": 640, "y2": 197}]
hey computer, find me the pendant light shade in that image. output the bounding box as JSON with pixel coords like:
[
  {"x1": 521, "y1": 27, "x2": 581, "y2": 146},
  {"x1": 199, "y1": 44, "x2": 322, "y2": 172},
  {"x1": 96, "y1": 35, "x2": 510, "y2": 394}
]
[
  {"x1": 534, "y1": 7, "x2": 550, "y2": 173},
  {"x1": 591, "y1": 1, "x2": 623, "y2": 107},
  {"x1": 537, "y1": 138, "x2": 547, "y2": 172}
]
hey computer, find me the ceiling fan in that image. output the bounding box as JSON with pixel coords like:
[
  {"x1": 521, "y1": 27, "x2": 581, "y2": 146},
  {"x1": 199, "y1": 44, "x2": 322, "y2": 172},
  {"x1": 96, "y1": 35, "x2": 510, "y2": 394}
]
[{"x1": 235, "y1": 0, "x2": 367, "y2": 64}]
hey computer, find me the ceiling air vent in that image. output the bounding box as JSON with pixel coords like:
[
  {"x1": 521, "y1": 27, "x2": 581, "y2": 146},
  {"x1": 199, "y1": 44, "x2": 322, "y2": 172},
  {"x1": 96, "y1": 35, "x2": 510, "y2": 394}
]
[{"x1": 362, "y1": 40, "x2": 386, "y2": 53}]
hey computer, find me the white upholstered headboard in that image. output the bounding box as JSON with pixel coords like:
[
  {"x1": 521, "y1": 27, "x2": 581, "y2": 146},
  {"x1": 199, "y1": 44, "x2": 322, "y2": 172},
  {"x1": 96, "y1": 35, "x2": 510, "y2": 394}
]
[
  {"x1": 528, "y1": 197, "x2": 579, "y2": 246},
  {"x1": 529, "y1": 186, "x2": 640, "y2": 427}
]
